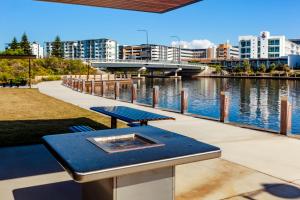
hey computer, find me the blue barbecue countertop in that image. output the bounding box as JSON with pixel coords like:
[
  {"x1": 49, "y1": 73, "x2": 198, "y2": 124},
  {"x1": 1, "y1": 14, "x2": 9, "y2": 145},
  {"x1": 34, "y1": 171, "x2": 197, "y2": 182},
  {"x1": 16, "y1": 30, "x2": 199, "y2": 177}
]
[{"x1": 43, "y1": 126, "x2": 221, "y2": 182}]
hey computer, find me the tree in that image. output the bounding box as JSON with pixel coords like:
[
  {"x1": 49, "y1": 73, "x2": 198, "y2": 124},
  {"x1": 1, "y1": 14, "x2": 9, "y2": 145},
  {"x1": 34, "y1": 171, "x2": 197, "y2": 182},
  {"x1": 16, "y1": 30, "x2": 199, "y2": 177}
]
[
  {"x1": 283, "y1": 64, "x2": 290, "y2": 72},
  {"x1": 215, "y1": 65, "x2": 222, "y2": 74},
  {"x1": 259, "y1": 63, "x2": 266, "y2": 73},
  {"x1": 242, "y1": 59, "x2": 251, "y2": 73},
  {"x1": 269, "y1": 63, "x2": 276, "y2": 72},
  {"x1": 10, "y1": 37, "x2": 19, "y2": 50},
  {"x1": 0, "y1": 48, "x2": 25, "y2": 55},
  {"x1": 20, "y1": 33, "x2": 32, "y2": 55},
  {"x1": 51, "y1": 36, "x2": 63, "y2": 58}
]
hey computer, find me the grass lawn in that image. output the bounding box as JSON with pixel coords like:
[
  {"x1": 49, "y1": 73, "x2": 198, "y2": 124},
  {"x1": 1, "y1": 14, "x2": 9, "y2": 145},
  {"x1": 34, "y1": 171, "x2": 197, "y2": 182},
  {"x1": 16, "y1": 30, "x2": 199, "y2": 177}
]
[{"x1": 0, "y1": 88, "x2": 126, "y2": 147}]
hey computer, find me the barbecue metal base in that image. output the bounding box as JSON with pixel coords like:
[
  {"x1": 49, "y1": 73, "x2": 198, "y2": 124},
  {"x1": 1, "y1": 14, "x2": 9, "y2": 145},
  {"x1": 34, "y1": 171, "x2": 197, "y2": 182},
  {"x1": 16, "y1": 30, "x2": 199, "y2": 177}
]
[{"x1": 82, "y1": 167, "x2": 175, "y2": 200}]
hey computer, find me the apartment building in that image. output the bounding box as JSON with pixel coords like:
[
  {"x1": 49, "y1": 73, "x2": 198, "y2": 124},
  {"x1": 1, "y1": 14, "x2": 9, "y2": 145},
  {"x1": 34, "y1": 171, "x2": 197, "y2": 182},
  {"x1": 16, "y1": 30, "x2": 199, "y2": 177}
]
[
  {"x1": 119, "y1": 44, "x2": 214, "y2": 62},
  {"x1": 216, "y1": 43, "x2": 239, "y2": 60},
  {"x1": 290, "y1": 39, "x2": 300, "y2": 45},
  {"x1": 239, "y1": 31, "x2": 300, "y2": 59},
  {"x1": 31, "y1": 42, "x2": 44, "y2": 58},
  {"x1": 5, "y1": 42, "x2": 44, "y2": 58},
  {"x1": 45, "y1": 38, "x2": 118, "y2": 60}
]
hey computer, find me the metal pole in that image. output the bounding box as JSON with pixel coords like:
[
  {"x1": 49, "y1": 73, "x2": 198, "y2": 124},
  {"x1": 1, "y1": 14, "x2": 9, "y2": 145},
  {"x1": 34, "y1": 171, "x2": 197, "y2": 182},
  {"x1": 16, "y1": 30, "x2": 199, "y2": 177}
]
[
  {"x1": 137, "y1": 30, "x2": 149, "y2": 61},
  {"x1": 28, "y1": 58, "x2": 32, "y2": 88},
  {"x1": 87, "y1": 62, "x2": 90, "y2": 80},
  {"x1": 171, "y1": 36, "x2": 181, "y2": 64}
]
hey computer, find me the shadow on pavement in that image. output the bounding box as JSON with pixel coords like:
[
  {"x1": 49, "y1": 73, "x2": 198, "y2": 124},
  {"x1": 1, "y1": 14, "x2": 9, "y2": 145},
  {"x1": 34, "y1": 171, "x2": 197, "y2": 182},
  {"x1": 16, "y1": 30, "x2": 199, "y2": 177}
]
[
  {"x1": 242, "y1": 183, "x2": 300, "y2": 199},
  {"x1": 13, "y1": 181, "x2": 81, "y2": 200},
  {"x1": 262, "y1": 183, "x2": 300, "y2": 199},
  {"x1": 0, "y1": 117, "x2": 109, "y2": 180},
  {"x1": 0, "y1": 144, "x2": 63, "y2": 180}
]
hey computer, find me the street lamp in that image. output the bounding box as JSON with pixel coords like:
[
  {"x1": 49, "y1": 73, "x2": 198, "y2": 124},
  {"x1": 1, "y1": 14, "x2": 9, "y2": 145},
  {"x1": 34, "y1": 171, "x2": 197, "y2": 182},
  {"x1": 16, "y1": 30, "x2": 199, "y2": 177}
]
[
  {"x1": 171, "y1": 36, "x2": 181, "y2": 64},
  {"x1": 137, "y1": 29, "x2": 149, "y2": 61}
]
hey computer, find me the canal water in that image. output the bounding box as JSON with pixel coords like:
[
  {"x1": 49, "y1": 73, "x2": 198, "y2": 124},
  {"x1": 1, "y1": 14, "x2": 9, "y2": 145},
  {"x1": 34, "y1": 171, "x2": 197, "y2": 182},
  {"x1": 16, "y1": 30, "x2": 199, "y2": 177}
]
[{"x1": 118, "y1": 78, "x2": 300, "y2": 134}]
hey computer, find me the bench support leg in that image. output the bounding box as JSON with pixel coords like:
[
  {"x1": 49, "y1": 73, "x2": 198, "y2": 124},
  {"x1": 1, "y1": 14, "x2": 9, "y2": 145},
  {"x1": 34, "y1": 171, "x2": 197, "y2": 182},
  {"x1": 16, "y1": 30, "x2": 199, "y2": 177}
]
[
  {"x1": 141, "y1": 121, "x2": 148, "y2": 126},
  {"x1": 111, "y1": 117, "x2": 117, "y2": 129}
]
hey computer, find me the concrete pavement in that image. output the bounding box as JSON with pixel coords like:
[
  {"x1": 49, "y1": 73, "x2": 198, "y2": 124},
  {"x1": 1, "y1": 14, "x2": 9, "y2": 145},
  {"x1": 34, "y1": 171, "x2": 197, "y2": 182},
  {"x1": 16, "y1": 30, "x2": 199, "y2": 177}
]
[{"x1": 1, "y1": 80, "x2": 300, "y2": 200}]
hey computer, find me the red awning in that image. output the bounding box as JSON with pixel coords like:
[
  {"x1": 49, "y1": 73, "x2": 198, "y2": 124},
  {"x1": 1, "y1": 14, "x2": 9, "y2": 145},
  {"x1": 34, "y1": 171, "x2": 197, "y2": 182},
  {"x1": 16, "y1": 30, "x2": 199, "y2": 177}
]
[{"x1": 37, "y1": 0, "x2": 201, "y2": 13}]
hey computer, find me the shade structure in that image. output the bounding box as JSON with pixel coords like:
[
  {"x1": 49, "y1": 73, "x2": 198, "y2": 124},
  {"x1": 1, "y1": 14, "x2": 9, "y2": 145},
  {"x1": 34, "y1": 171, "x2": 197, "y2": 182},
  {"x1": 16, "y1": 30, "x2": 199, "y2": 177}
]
[{"x1": 37, "y1": 0, "x2": 201, "y2": 13}]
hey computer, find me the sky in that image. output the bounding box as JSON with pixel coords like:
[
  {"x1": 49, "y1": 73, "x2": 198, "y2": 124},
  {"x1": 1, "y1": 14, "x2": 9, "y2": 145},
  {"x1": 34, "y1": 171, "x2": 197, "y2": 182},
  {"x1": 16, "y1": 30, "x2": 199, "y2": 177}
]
[{"x1": 0, "y1": 0, "x2": 300, "y2": 50}]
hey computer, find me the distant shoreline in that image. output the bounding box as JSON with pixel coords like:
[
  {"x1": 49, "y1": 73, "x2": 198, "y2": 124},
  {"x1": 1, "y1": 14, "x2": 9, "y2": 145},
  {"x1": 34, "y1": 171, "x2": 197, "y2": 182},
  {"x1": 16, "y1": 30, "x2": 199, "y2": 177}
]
[{"x1": 195, "y1": 75, "x2": 300, "y2": 80}]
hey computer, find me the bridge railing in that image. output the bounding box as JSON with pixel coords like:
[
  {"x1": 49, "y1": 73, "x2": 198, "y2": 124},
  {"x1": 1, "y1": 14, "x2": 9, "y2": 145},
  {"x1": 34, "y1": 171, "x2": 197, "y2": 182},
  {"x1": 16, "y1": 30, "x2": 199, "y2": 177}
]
[{"x1": 80, "y1": 59, "x2": 205, "y2": 67}]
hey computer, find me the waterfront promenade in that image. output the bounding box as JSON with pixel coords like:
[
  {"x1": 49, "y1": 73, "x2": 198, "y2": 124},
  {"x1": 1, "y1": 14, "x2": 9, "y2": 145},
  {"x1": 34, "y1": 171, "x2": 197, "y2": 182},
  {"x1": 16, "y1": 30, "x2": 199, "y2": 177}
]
[
  {"x1": 1, "y1": 81, "x2": 300, "y2": 200},
  {"x1": 37, "y1": 81, "x2": 300, "y2": 199}
]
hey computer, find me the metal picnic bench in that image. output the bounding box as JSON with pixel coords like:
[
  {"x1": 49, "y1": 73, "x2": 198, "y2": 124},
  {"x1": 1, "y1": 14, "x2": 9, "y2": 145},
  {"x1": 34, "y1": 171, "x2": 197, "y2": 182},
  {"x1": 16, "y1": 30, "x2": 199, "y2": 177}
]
[{"x1": 90, "y1": 106, "x2": 175, "y2": 128}]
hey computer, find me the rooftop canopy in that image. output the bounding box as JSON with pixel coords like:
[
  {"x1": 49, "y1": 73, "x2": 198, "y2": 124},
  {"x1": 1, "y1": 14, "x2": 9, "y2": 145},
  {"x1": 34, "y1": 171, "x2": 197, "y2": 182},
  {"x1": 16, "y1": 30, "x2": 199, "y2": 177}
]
[{"x1": 37, "y1": 0, "x2": 201, "y2": 13}]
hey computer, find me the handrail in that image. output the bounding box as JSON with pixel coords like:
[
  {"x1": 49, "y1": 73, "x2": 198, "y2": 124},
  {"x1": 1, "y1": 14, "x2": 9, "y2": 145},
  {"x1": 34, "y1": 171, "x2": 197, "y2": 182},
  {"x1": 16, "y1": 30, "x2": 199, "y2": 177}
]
[{"x1": 75, "y1": 58, "x2": 206, "y2": 67}]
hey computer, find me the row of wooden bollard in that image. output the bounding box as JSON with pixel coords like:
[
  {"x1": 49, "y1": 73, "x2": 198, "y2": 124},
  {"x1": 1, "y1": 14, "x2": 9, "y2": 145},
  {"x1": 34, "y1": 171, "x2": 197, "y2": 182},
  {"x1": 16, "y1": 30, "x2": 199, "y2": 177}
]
[
  {"x1": 219, "y1": 92, "x2": 292, "y2": 135},
  {"x1": 64, "y1": 77, "x2": 292, "y2": 136}
]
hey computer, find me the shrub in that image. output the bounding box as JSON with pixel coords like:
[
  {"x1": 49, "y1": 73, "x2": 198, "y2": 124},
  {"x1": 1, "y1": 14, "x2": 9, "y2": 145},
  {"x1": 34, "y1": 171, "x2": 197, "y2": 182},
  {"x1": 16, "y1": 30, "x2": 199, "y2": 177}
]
[{"x1": 41, "y1": 76, "x2": 62, "y2": 81}]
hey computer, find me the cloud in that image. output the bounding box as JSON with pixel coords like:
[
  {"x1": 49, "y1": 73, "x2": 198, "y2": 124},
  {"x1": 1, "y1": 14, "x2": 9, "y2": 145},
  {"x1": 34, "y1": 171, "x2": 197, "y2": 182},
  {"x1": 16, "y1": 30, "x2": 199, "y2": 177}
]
[{"x1": 171, "y1": 39, "x2": 215, "y2": 49}]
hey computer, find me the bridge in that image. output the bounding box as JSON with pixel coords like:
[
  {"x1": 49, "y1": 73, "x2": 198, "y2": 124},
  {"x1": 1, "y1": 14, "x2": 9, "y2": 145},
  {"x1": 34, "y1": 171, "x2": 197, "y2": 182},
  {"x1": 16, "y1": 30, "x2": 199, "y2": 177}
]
[{"x1": 86, "y1": 59, "x2": 207, "y2": 71}]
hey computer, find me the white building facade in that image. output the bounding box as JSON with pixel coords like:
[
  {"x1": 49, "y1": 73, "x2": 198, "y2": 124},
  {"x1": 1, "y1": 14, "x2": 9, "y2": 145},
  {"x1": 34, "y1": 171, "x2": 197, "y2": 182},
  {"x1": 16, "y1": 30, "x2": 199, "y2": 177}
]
[
  {"x1": 239, "y1": 31, "x2": 300, "y2": 59},
  {"x1": 45, "y1": 38, "x2": 118, "y2": 60}
]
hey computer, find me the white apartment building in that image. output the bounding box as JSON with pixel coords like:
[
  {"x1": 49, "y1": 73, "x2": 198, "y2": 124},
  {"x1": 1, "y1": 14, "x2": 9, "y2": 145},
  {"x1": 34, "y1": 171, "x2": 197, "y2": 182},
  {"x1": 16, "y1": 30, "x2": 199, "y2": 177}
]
[
  {"x1": 239, "y1": 31, "x2": 300, "y2": 59},
  {"x1": 31, "y1": 42, "x2": 44, "y2": 58},
  {"x1": 45, "y1": 38, "x2": 118, "y2": 60}
]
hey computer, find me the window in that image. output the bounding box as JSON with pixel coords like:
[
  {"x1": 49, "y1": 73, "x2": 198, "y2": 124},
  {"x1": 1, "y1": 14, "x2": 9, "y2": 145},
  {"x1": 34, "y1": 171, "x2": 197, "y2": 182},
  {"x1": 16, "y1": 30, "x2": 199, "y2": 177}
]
[{"x1": 268, "y1": 39, "x2": 280, "y2": 46}]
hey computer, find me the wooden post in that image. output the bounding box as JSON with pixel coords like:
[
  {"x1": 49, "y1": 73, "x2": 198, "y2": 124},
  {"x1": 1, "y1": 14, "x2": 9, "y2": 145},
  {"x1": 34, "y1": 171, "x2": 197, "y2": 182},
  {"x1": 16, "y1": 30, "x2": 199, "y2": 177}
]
[
  {"x1": 280, "y1": 96, "x2": 292, "y2": 135},
  {"x1": 72, "y1": 79, "x2": 75, "y2": 89},
  {"x1": 152, "y1": 86, "x2": 159, "y2": 108},
  {"x1": 115, "y1": 81, "x2": 120, "y2": 100},
  {"x1": 131, "y1": 84, "x2": 137, "y2": 103},
  {"x1": 101, "y1": 81, "x2": 107, "y2": 97},
  {"x1": 181, "y1": 88, "x2": 188, "y2": 114},
  {"x1": 91, "y1": 80, "x2": 95, "y2": 95},
  {"x1": 75, "y1": 80, "x2": 79, "y2": 91},
  {"x1": 83, "y1": 80, "x2": 86, "y2": 93},
  {"x1": 81, "y1": 80, "x2": 84, "y2": 92},
  {"x1": 220, "y1": 91, "x2": 229, "y2": 122}
]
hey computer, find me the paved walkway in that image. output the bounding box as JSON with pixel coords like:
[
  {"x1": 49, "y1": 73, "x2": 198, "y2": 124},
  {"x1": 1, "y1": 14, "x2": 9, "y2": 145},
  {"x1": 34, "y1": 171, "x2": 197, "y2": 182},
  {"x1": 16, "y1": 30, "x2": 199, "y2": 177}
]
[{"x1": 2, "y1": 81, "x2": 300, "y2": 200}]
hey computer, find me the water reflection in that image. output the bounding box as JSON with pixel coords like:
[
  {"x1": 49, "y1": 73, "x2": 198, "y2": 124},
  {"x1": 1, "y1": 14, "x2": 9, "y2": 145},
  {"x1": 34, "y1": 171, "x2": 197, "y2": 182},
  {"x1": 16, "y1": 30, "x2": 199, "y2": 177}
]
[{"x1": 119, "y1": 78, "x2": 300, "y2": 134}]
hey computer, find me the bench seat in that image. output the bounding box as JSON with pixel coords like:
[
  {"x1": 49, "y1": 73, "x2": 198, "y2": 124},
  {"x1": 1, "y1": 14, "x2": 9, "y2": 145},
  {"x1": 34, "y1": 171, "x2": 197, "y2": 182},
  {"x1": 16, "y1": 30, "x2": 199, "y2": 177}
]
[{"x1": 69, "y1": 125, "x2": 95, "y2": 132}]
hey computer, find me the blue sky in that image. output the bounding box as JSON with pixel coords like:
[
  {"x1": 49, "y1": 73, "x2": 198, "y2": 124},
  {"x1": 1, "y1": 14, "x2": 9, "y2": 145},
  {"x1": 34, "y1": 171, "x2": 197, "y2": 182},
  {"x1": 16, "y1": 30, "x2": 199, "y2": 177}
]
[{"x1": 0, "y1": 0, "x2": 299, "y2": 50}]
